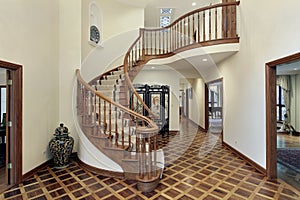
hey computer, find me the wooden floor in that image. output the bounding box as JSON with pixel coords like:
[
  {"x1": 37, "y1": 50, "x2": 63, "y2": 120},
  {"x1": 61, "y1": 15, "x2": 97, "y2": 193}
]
[
  {"x1": 277, "y1": 132, "x2": 300, "y2": 191},
  {"x1": 0, "y1": 119, "x2": 300, "y2": 199},
  {"x1": 0, "y1": 166, "x2": 7, "y2": 193},
  {"x1": 277, "y1": 132, "x2": 300, "y2": 148}
]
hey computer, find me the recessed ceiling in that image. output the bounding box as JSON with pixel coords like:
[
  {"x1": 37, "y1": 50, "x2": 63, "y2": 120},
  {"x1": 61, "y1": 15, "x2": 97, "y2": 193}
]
[
  {"x1": 277, "y1": 60, "x2": 300, "y2": 75},
  {"x1": 143, "y1": 50, "x2": 237, "y2": 80}
]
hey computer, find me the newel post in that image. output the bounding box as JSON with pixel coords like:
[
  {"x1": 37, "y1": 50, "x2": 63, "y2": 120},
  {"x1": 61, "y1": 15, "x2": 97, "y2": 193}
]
[{"x1": 136, "y1": 127, "x2": 161, "y2": 192}]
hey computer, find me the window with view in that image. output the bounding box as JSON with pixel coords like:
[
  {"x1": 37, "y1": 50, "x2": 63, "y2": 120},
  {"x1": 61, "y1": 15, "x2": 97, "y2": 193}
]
[
  {"x1": 159, "y1": 8, "x2": 173, "y2": 28},
  {"x1": 276, "y1": 85, "x2": 286, "y2": 121}
]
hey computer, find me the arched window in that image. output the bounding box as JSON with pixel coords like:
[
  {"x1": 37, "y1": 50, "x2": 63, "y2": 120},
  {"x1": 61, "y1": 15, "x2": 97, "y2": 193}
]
[
  {"x1": 89, "y1": 2, "x2": 102, "y2": 46},
  {"x1": 159, "y1": 8, "x2": 173, "y2": 28}
]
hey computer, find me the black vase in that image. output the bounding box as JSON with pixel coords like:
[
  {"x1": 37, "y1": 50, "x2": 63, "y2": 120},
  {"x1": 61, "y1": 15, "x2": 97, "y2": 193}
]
[{"x1": 49, "y1": 123, "x2": 74, "y2": 169}]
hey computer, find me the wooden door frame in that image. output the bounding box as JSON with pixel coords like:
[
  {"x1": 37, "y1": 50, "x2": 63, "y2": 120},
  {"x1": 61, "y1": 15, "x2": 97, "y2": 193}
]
[
  {"x1": 205, "y1": 78, "x2": 224, "y2": 134},
  {"x1": 265, "y1": 52, "x2": 300, "y2": 180},
  {"x1": 0, "y1": 60, "x2": 22, "y2": 185},
  {"x1": 185, "y1": 88, "x2": 189, "y2": 118}
]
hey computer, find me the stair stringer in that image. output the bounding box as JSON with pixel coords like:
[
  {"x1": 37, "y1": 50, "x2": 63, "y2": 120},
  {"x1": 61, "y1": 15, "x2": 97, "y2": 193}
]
[
  {"x1": 73, "y1": 98, "x2": 124, "y2": 173},
  {"x1": 75, "y1": 70, "x2": 163, "y2": 180}
]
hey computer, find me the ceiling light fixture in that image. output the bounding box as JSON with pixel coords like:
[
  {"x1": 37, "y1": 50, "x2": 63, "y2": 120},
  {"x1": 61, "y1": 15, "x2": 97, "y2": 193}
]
[
  {"x1": 192, "y1": 2, "x2": 197, "y2": 6},
  {"x1": 202, "y1": 58, "x2": 208, "y2": 62}
]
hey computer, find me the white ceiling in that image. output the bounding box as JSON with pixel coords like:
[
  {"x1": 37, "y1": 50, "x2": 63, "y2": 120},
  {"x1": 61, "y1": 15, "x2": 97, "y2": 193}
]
[
  {"x1": 116, "y1": 0, "x2": 154, "y2": 8},
  {"x1": 277, "y1": 60, "x2": 300, "y2": 75},
  {"x1": 143, "y1": 50, "x2": 237, "y2": 80},
  {"x1": 116, "y1": 0, "x2": 221, "y2": 27},
  {"x1": 136, "y1": 0, "x2": 300, "y2": 78},
  {"x1": 117, "y1": 0, "x2": 231, "y2": 81}
]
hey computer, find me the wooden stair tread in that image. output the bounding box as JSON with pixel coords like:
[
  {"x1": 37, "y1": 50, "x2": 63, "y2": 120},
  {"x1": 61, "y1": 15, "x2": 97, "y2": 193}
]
[
  {"x1": 104, "y1": 144, "x2": 129, "y2": 151},
  {"x1": 122, "y1": 158, "x2": 138, "y2": 162}
]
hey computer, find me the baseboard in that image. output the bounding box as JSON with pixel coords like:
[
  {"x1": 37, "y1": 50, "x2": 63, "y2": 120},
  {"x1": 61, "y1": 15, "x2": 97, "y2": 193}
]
[
  {"x1": 168, "y1": 130, "x2": 179, "y2": 134},
  {"x1": 277, "y1": 130, "x2": 300, "y2": 136},
  {"x1": 22, "y1": 161, "x2": 50, "y2": 181},
  {"x1": 186, "y1": 117, "x2": 207, "y2": 133},
  {"x1": 22, "y1": 152, "x2": 78, "y2": 181},
  {"x1": 223, "y1": 142, "x2": 266, "y2": 176},
  {"x1": 293, "y1": 131, "x2": 300, "y2": 136}
]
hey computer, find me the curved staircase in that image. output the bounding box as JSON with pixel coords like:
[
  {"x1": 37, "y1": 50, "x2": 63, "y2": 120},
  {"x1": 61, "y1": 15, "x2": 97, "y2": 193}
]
[{"x1": 76, "y1": 1, "x2": 240, "y2": 192}]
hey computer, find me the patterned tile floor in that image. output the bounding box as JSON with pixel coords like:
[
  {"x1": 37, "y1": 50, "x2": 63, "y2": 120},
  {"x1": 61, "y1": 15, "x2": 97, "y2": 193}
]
[{"x1": 1, "y1": 118, "x2": 300, "y2": 200}]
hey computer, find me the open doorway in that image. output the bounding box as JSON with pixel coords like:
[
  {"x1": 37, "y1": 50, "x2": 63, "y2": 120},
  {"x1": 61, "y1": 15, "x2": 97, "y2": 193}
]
[
  {"x1": 206, "y1": 79, "x2": 223, "y2": 134},
  {"x1": 0, "y1": 60, "x2": 22, "y2": 192},
  {"x1": 266, "y1": 52, "x2": 300, "y2": 190},
  {"x1": 0, "y1": 69, "x2": 7, "y2": 190}
]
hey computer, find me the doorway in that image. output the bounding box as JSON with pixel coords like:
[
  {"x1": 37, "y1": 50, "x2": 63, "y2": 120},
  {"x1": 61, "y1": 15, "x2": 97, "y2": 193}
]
[
  {"x1": 266, "y1": 52, "x2": 300, "y2": 188},
  {"x1": 0, "y1": 60, "x2": 22, "y2": 192},
  {"x1": 206, "y1": 79, "x2": 223, "y2": 134}
]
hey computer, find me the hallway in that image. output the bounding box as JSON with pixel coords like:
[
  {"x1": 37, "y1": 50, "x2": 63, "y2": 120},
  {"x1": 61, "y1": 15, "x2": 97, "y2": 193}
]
[{"x1": 1, "y1": 118, "x2": 299, "y2": 199}]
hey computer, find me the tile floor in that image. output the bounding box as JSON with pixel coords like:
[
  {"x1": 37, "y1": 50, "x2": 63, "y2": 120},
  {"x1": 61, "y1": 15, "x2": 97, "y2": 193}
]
[{"x1": 1, "y1": 118, "x2": 300, "y2": 200}]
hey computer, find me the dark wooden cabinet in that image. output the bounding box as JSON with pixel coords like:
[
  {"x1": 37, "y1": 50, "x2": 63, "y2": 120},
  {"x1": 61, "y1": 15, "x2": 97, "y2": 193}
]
[{"x1": 131, "y1": 84, "x2": 170, "y2": 134}]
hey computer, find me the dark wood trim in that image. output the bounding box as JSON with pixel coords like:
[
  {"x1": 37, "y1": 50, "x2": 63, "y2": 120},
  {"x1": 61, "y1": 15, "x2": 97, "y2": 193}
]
[
  {"x1": 265, "y1": 63, "x2": 277, "y2": 180},
  {"x1": 266, "y1": 52, "x2": 300, "y2": 66},
  {"x1": 144, "y1": 38, "x2": 240, "y2": 61},
  {"x1": 265, "y1": 52, "x2": 300, "y2": 180},
  {"x1": 0, "y1": 60, "x2": 22, "y2": 71},
  {"x1": 77, "y1": 158, "x2": 124, "y2": 179},
  {"x1": 0, "y1": 60, "x2": 22, "y2": 185},
  {"x1": 168, "y1": 130, "x2": 180, "y2": 135},
  {"x1": 205, "y1": 84, "x2": 209, "y2": 132},
  {"x1": 22, "y1": 152, "x2": 78, "y2": 181},
  {"x1": 22, "y1": 160, "x2": 51, "y2": 181},
  {"x1": 223, "y1": 142, "x2": 266, "y2": 175},
  {"x1": 11, "y1": 66, "x2": 22, "y2": 184},
  {"x1": 186, "y1": 117, "x2": 207, "y2": 133},
  {"x1": 198, "y1": 125, "x2": 207, "y2": 133},
  {"x1": 185, "y1": 88, "x2": 189, "y2": 119}
]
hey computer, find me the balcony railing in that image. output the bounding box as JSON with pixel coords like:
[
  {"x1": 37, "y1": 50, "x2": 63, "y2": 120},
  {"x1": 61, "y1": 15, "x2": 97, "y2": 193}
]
[{"x1": 124, "y1": 1, "x2": 240, "y2": 116}]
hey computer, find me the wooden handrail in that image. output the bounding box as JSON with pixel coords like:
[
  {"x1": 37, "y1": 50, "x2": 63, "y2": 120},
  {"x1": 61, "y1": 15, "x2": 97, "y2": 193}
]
[
  {"x1": 123, "y1": 1, "x2": 240, "y2": 118},
  {"x1": 76, "y1": 69, "x2": 158, "y2": 131},
  {"x1": 141, "y1": 1, "x2": 240, "y2": 32},
  {"x1": 77, "y1": 68, "x2": 160, "y2": 190},
  {"x1": 76, "y1": 2, "x2": 240, "y2": 191},
  {"x1": 123, "y1": 30, "x2": 157, "y2": 118}
]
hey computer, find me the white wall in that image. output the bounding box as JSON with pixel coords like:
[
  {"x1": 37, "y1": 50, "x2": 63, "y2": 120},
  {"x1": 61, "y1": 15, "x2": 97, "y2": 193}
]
[
  {"x1": 59, "y1": 0, "x2": 81, "y2": 157},
  {"x1": 0, "y1": 0, "x2": 60, "y2": 174},
  {"x1": 133, "y1": 68, "x2": 181, "y2": 131},
  {"x1": 145, "y1": 0, "x2": 221, "y2": 28},
  {"x1": 81, "y1": 0, "x2": 144, "y2": 60},
  {"x1": 188, "y1": 79, "x2": 206, "y2": 129},
  {"x1": 81, "y1": 29, "x2": 140, "y2": 82},
  {"x1": 218, "y1": 0, "x2": 300, "y2": 169}
]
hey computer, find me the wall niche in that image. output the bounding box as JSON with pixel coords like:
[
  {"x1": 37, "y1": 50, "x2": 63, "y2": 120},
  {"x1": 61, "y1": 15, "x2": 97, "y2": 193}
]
[{"x1": 89, "y1": 2, "x2": 102, "y2": 46}]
